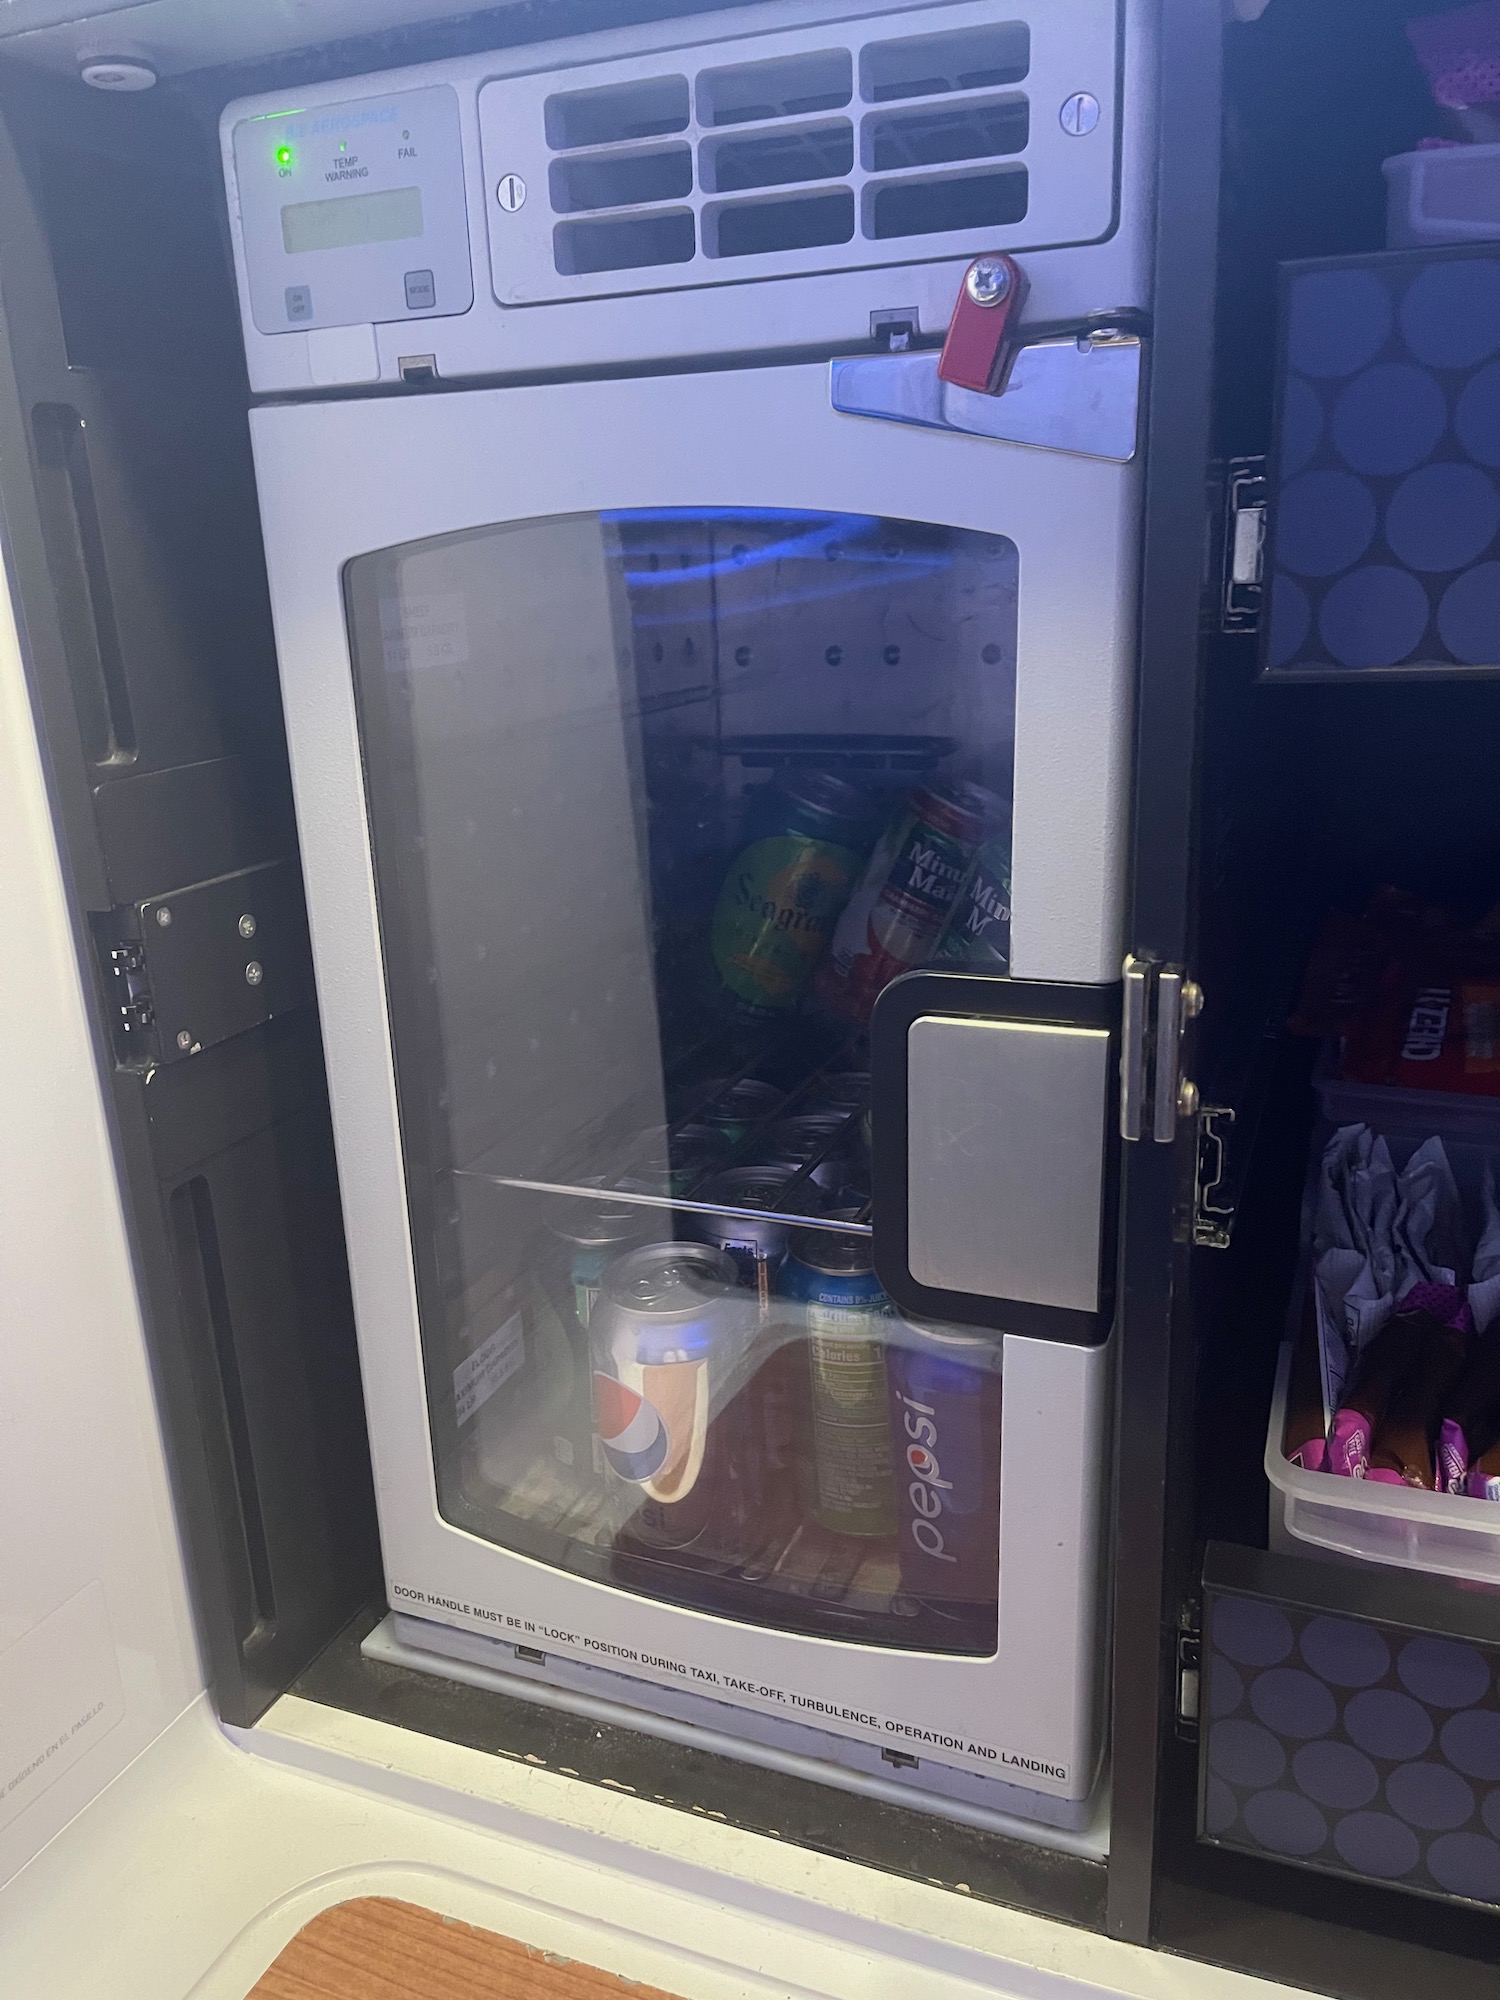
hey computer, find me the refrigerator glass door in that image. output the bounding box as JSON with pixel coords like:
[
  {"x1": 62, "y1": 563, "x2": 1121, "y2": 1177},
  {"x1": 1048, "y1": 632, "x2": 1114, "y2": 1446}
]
[{"x1": 343, "y1": 506, "x2": 1016, "y2": 1654}]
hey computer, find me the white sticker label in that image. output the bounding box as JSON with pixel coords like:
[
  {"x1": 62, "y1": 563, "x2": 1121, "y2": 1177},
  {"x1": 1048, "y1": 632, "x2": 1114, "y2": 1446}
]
[
  {"x1": 379, "y1": 591, "x2": 469, "y2": 674},
  {"x1": 0, "y1": 1580, "x2": 123, "y2": 1830},
  {"x1": 454, "y1": 1312, "x2": 525, "y2": 1425}
]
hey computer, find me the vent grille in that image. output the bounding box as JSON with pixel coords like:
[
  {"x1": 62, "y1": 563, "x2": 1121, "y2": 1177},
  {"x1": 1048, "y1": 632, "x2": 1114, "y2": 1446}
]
[
  {"x1": 481, "y1": 1, "x2": 1115, "y2": 303},
  {"x1": 542, "y1": 26, "x2": 1029, "y2": 275}
]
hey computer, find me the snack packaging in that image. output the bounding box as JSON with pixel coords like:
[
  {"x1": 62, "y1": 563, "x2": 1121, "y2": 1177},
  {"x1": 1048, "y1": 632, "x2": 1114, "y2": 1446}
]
[
  {"x1": 1327, "y1": 1310, "x2": 1429, "y2": 1479},
  {"x1": 1467, "y1": 1436, "x2": 1500, "y2": 1502},
  {"x1": 1366, "y1": 1297, "x2": 1470, "y2": 1489},
  {"x1": 1409, "y1": 3, "x2": 1500, "y2": 143},
  {"x1": 1285, "y1": 1294, "x2": 1330, "y2": 1471}
]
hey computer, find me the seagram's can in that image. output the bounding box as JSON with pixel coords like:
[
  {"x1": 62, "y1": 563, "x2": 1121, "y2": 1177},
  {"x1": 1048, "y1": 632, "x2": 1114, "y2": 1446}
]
[
  {"x1": 591, "y1": 1242, "x2": 750, "y2": 1550},
  {"x1": 817, "y1": 783, "x2": 1002, "y2": 1023},
  {"x1": 782, "y1": 1229, "x2": 895, "y2": 1536},
  {"x1": 710, "y1": 772, "x2": 870, "y2": 1018}
]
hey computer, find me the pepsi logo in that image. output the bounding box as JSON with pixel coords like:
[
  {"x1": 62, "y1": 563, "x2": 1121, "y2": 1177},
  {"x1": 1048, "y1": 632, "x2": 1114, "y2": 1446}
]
[{"x1": 593, "y1": 1372, "x2": 668, "y2": 1482}]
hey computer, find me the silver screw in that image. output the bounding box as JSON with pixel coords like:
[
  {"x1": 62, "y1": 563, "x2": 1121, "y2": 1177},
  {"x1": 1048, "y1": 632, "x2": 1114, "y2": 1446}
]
[
  {"x1": 176, "y1": 1030, "x2": 192, "y2": 1051},
  {"x1": 245, "y1": 961, "x2": 264, "y2": 987},
  {"x1": 1060, "y1": 91, "x2": 1100, "y2": 137},
  {"x1": 965, "y1": 258, "x2": 1012, "y2": 308},
  {"x1": 496, "y1": 173, "x2": 526, "y2": 212},
  {"x1": 155, "y1": 906, "x2": 172, "y2": 927},
  {"x1": 238, "y1": 913, "x2": 257, "y2": 940}
]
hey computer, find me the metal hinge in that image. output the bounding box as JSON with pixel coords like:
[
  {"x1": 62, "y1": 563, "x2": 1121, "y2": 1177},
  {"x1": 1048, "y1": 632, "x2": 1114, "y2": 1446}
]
[
  {"x1": 1193, "y1": 1103, "x2": 1237, "y2": 1249},
  {"x1": 1221, "y1": 455, "x2": 1267, "y2": 634},
  {"x1": 1121, "y1": 955, "x2": 1203, "y2": 1144},
  {"x1": 90, "y1": 858, "x2": 313, "y2": 1069}
]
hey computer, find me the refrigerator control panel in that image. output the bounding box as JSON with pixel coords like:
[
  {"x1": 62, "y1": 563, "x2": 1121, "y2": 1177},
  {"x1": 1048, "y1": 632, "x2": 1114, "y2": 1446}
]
[{"x1": 231, "y1": 84, "x2": 474, "y2": 336}]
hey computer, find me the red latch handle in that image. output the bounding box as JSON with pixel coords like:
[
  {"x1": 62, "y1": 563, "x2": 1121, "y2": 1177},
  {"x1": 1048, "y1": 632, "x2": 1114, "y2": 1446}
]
[{"x1": 937, "y1": 254, "x2": 1030, "y2": 397}]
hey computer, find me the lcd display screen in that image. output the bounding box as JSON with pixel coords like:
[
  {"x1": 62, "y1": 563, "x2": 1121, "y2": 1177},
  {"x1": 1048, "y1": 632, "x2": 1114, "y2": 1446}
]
[{"x1": 281, "y1": 185, "x2": 423, "y2": 254}]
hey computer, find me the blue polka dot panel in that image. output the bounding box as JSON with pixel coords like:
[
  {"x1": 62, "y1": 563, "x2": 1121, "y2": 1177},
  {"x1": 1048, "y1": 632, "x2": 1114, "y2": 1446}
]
[
  {"x1": 1262, "y1": 248, "x2": 1500, "y2": 679},
  {"x1": 1201, "y1": 1582, "x2": 1500, "y2": 1908}
]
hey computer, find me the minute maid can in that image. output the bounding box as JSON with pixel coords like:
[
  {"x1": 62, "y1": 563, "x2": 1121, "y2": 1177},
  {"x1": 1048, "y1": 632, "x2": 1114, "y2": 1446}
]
[
  {"x1": 710, "y1": 771, "x2": 869, "y2": 1017},
  {"x1": 591, "y1": 1241, "x2": 752, "y2": 1550}
]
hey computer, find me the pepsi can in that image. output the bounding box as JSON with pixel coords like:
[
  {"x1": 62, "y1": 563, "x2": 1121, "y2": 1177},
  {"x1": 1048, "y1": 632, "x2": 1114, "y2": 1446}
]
[
  {"x1": 887, "y1": 1318, "x2": 1003, "y2": 1616},
  {"x1": 782, "y1": 1230, "x2": 895, "y2": 1537},
  {"x1": 591, "y1": 1241, "x2": 750, "y2": 1551}
]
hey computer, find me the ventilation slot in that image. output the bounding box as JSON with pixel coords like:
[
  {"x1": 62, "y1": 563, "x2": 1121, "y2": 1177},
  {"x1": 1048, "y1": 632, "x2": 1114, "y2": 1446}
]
[
  {"x1": 709, "y1": 188, "x2": 855, "y2": 259},
  {"x1": 702, "y1": 121, "x2": 853, "y2": 194},
  {"x1": 550, "y1": 145, "x2": 692, "y2": 213},
  {"x1": 860, "y1": 22, "x2": 1030, "y2": 103},
  {"x1": 546, "y1": 74, "x2": 689, "y2": 149},
  {"x1": 868, "y1": 166, "x2": 1028, "y2": 240},
  {"x1": 554, "y1": 209, "x2": 695, "y2": 274},
  {"x1": 698, "y1": 48, "x2": 852, "y2": 126},
  {"x1": 866, "y1": 96, "x2": 1028, "y2": 173}
]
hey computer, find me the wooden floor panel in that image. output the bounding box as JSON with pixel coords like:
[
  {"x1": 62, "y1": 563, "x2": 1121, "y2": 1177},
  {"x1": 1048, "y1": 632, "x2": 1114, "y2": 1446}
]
[{"x1": 249, "y1": 1897, "x2": 690, "y2": 2000}]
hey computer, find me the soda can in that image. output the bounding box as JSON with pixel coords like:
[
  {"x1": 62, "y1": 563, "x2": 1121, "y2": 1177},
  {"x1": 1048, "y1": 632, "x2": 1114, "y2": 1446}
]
[
  {"x1": 813, "y1": 1070, "x2": 870, "y2": 1113},
  {"x1": 696, "y1": 1076, "x2": 786, "y2": 1145},
  {"x1": 934, "y1": 836, "x2": 1013, "y2": 971},
  {"x1": 782, "y1": 1229, "x2": 895, "y2": 1537},
  {"x1": 591, "y1": 1241, "x2": 750, "y2": 1550},
  {"x1": 533, "y1": 1199, "x2": 639, "y2": 1476},
  {"x1": 817, "y1": 783, "x2": 1003, "y2": 1024},
  {"x1": 887, "y1": 1317, "x2": 1003, "y2": 1614},
  {"x1": 667, "y1": 1122, "x2": 732, "y2": 1195},
  {"x1": 687, "y1": 1164, "x2": 798, "y2": 1312},
  {"x1": 615, "y1": 1121, "x2": 731, "y2": 1198},
  {"x1": 710, "y1": 771, "x2": 871, "y2": 1018},
  {"x1": 754, "y1": 1109, "x2": 856, "y2": 1167},
  {"x1": 550, "y1": 1199, "x2": 644, "y2": 1333}
]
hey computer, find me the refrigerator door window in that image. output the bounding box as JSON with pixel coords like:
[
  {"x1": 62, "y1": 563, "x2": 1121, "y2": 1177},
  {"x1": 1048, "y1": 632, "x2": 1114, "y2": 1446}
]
[{"x1": 344, "y1": 507, "x2": 1016, "y2": 1655}]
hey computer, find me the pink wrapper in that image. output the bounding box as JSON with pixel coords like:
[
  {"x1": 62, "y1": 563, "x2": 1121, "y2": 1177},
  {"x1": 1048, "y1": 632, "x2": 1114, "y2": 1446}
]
[
  {"x1": 1289, "y1": 1436, "x2": 1328, "y2": 1473},
  {"x1": 1467, "y1": 1468, "x2": 1500, "y2": 1502},
  {"x1": 1328, "y1": 1409, "x2": 1372, "y2": 1478},
  {"x1": 1366, "y1": 1469, "x2": 1409, "y2": 1485}
]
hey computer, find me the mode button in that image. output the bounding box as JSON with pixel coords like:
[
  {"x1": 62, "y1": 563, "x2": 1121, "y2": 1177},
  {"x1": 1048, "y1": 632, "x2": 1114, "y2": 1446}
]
[{"x1": 404, "y1": 269, "x2": 436, "y2": 311}]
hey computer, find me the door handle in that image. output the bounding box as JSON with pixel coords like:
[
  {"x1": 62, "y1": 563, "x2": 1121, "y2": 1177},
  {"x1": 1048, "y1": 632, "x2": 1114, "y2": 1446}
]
[
  {"x1": 869, "y1": 970, "x2": 1120, "y2": 1345},
  {"x1": 829, "y1": 332, "x2": 1143, "y2": 463}
]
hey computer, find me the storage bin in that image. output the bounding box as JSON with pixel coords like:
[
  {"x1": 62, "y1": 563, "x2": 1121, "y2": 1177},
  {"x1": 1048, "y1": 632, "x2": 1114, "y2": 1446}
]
[
  {"x1": 1266, "y1": 1113, "x2": 1500, "y2": 1586},
  {"x1": 1314, "y1": 1039, "x2": 1500, "y2": 1145},
  {"x1": 1385, "y1": 144, "x2": 1500, "y2": 250}
]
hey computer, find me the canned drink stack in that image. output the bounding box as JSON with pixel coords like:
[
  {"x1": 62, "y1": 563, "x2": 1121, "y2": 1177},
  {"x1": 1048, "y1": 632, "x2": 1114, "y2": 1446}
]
[
  {"x1": 782, "y1": 1228, "x2": 895, "y2": 1537},
  {"x1": 817, "y1": 782, "x2": 1004, "y2": 1024},
  {"x1": 591, "y1": 1241, "x2": 750, "y2": 1552},
  {"x1": 886, "y1": 1317, "x2": 1003, "y2": 1616}
]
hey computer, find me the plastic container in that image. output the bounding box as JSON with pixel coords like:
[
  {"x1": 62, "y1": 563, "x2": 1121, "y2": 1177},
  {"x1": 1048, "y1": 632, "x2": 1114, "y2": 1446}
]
[
  {"x1": 1384, "y1": 144, "x2": 1500, "y2": 249},
  {"x1": 1314, "y1": 1037, "x2": 1500, "y2": 1145},
  {"x1": 1265, "y1": 1112, "x2": 1500, "y2": 1585}
]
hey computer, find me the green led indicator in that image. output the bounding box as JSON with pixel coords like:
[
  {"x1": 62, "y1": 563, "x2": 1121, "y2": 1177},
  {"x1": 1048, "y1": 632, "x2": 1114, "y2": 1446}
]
[
  {"x1": 275, "y1": 143, "x2": 294, "y2": 168},
  {"x1": 338, "y1": 139, "x2": 347, "y2": 152}
]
